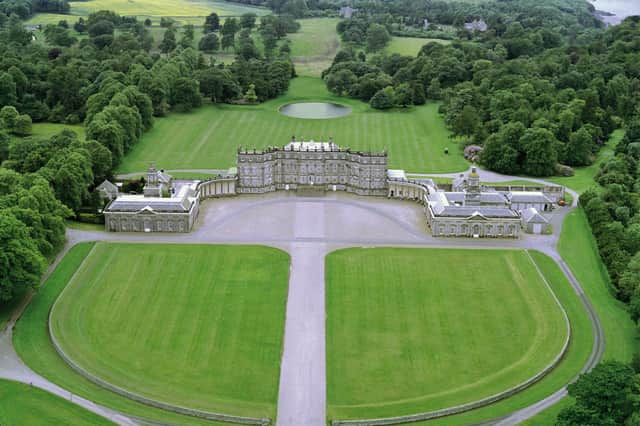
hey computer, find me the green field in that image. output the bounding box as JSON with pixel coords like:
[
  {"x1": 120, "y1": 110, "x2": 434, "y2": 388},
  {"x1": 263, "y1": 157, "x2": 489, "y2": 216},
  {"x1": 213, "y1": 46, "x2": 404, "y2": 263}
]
[
  {"x1": 385, "y1": 36, "x2": 450, "y2": 56},
  {"x1": 49, "y1": 243, "x2": 289, "y2": 418},
  {"x1": 0, "y1": 379, "x2": 113, "y2": 426},
  {"x1": 326, "y1": 248, "x2": 569, "y2": 419},
  {"x1": 289, "y1": 18, "x2": 340, "y2": 76},
  {"x1": 118, "y1": 76, "x2": 466, "y2": 174}
]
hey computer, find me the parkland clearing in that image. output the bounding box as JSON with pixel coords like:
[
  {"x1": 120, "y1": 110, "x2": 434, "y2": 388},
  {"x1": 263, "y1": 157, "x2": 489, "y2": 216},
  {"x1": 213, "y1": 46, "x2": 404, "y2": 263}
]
[{"x1": 1, "y1": 0, "x2": 640, "y2": 425}]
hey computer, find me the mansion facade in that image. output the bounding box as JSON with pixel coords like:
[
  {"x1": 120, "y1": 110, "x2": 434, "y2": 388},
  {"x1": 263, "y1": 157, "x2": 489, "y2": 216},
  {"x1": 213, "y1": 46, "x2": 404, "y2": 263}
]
[
  {"x1": 236, "y1": 139, "x2": 388, "y2": 196},
  {"x1": 103, "y1": 139, "x2": 558, "y2": 237}
]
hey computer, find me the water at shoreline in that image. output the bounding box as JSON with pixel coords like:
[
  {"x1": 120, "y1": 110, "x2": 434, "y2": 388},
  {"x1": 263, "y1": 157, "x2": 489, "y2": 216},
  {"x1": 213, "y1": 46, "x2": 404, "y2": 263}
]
[{"x1": 589, "y1": 0, "x2": 640, "y2": 25}]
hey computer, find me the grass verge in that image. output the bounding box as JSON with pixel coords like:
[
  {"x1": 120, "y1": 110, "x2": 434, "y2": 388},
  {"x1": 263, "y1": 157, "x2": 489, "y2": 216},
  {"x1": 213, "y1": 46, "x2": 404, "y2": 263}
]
[{"x1": 0, "y1": 378, "x2": 113, "y2": 426}]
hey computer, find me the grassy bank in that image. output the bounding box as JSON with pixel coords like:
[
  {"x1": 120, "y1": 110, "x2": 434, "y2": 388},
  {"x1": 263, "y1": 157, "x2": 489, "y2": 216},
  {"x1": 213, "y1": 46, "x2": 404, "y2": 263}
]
[{"x1": 0, "y1": 379, "x2": 113, "y2": 425}]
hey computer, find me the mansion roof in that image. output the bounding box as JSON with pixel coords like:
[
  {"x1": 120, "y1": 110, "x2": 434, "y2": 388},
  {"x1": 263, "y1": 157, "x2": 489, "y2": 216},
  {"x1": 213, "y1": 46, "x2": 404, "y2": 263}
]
[
  {"x1": 430, "y1": 203, "x2": 519, "y2": 218},
  {"x1": 106, "y1": 184, "x2": 197, "y2": 214},
  {"x1": 285, "y1": 140, "x2": 338, "y2": 151},
  {"x1": 522, "y1": 207, "x2": 549, "y2": 223}
]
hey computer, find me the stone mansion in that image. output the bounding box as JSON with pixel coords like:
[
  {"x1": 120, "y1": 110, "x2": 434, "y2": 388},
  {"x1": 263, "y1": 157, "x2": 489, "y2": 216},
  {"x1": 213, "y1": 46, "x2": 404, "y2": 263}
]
[{"x1": 103, "y1": 138, "x2": 560, "y2": 237}]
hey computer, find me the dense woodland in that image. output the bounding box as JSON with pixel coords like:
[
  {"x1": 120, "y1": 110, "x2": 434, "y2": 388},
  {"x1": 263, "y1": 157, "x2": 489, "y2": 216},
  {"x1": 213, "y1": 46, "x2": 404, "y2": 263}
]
[
  {"x1": 0, "y1": 10, "x2": 295, "y2": 302},
  {"x1": 323, "y1": 10, "x2": 640, "y2": 179}
]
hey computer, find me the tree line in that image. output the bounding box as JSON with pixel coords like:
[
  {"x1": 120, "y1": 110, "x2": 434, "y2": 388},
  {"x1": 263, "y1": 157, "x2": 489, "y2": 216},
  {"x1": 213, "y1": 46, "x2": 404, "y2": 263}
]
[{"x1": 0, "y1": 9, "x2": 294, "y2": 303}]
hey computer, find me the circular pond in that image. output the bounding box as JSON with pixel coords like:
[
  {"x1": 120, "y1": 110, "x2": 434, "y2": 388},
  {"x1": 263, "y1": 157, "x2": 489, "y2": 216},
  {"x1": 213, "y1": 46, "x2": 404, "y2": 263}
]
[{"x1": 279, "y1": 102, "x2": 352, "y2": 119}]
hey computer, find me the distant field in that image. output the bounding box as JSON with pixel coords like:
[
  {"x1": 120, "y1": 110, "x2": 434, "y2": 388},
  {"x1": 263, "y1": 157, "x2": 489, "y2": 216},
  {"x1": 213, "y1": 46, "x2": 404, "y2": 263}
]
[
  {"x1": 24, "y1": 0, "x2": 269, "y2": 26},
  {"x1": 0, "y1": 379, "x2": 112, "y2": 426},
  {"x1": 385, "y1": 36, "x2": 450, "y2": 56},
  {"x1": 326, "y1": 248, "x2": 568, "y2": 419},
  {"x1": 50, "y1": 243, "x2": 290, "y2": 418},
  {"x1": 118, "y1": 76, "x2": 467, "y2": 173},
  {"x1": 289, "y1": 18, "x2": 340, "y2": 76}
]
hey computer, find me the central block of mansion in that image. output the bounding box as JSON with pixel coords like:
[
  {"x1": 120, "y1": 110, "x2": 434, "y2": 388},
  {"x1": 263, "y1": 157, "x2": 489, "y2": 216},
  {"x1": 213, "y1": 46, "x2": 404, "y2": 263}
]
[
  {"x1": 104, "y1": 138, "x2": 560, "y2": 237},
  {"x1": 236, "y1": 139, "x2": 388, "y2": 196}
]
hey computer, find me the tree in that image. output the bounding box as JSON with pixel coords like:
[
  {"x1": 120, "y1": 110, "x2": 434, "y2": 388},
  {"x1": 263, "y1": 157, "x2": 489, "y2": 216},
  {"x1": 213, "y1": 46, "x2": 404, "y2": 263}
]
[
  {"x1": 198, "y1": 32, "x2": 219, "y2": 52},
  {"x1": 171, "y1": 78, "x2": 201, "y2": 111},
  {"x1": 221, "y1": 17, "x2": 239, "y2": 38},
  {"x1": 618, "y1": 252, "x2": 640, "y2": 303},
  {"x1": 240, "y1": 13, "x2": 257, "y2": 30},
  {"x1": 40, "y1": 149, "x2": 94, "y2": 212},
  {"x1": 203, "y1": 12, "x2": 220, "y2": 33},
  {"x1": 179, "y1": 24, "x2": 195, "y2": 49},
  {"x1": 244, "y1": 84, "x2": 258, "y2": 103},
  {"x1": 221, "y1": 32, "x2": 235, "y2": 51},
  {"x1": 0, "y1": 73, "x2": 17, "y2": 107},
  {"x1": 520, "y1": 127, "x2": 558, "y2": 176},
  {"x1": 366, "y1": 24, "x2": 391, "y2": 52},
  {"x1": 0, "y1": 211, "x2": 45, "y2": 302},
  {"x1": 558, "y1": 361, "x2": 635, "y2": 425},
  {"x1": 238, "y1": 29, "x2": 261, "y2": 60},
  {"x1": 43, "y1": 24, "x2": 76, "y2": 46},
  {"x1": 197, "y1": 69, "x2": 240, "y2": 103},
  {"x1": 13, "y1": 115, "x2": 32, "y2": 136},
  {"x1": 370, "y1": 86, "x2": 395, "y2": 110},
  {"x1": 0, "y1": 106, "x2": 19, "y2": 132},
  {"x1": 88, "y1": 19, "x2": 114, "y2": 38},
  {"x1": 565, "y1": 127, "x2": 593, "y2": 166},
  {"x1": 160, "y1": 27, "x2": 177, "y2": 53},
  {"x1": 260, "y1": 24, "x2": 278, "y2": 57},
  {"x1": 326, "y1": 69, "x2": 357, "y2": 97},
  {"x1": 452, "y1": 105, "x2": 480, "y2": 137},
  {"x1": 394, "y1": 83, "x2": 414, "y2": 108},
  {"x1": 0, "y1": 132, "x2": 9, "y2": 163}
]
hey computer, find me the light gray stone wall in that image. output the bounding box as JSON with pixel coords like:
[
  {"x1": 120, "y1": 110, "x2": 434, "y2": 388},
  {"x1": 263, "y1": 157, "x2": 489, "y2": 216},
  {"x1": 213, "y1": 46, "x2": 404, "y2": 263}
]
[
  {"x1": 428, "y1": 214, "x2": 521, "y2": 238},
  {"x1": 198, "y1": 177, "x2": 237, "y2": 198},
  {"x1": 236, "y1": 147, "x2": 388, "y2": 196}
]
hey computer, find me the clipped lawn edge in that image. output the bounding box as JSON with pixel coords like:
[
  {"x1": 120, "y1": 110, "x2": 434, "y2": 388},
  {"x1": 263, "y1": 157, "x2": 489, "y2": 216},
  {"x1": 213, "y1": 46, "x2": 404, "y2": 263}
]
[{"x1": 328, "y1": 248, "x2": 572, "y2": 426}]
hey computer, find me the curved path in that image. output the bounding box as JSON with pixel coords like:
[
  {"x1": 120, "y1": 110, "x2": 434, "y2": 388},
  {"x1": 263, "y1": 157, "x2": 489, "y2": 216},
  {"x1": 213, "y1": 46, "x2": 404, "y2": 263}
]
[{"x1": 0, "y1": 168, "x2": 603, "y2": 426}]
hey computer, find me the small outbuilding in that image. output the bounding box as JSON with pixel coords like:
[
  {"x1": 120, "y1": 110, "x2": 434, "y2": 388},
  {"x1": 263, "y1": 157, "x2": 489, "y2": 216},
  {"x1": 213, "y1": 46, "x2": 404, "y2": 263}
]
[
  {"x1": 508, "y1": 191, "x2": 553, "y2": 212},
  {"x1": 95, "y1": 180, "x2": 119, "y2": 201},
  {"x1": 521, "y1": 208, "x2": 550, "y2": 234}
]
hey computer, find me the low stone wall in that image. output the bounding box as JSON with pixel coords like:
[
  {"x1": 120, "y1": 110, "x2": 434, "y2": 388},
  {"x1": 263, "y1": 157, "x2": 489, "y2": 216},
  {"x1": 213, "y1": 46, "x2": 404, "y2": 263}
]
[
  {"x1": 47, "y1": 306, "x2": 270, "y2": 425},
  {"x1": 331, "y1": 251, "x2": 571, "y2": 426}
]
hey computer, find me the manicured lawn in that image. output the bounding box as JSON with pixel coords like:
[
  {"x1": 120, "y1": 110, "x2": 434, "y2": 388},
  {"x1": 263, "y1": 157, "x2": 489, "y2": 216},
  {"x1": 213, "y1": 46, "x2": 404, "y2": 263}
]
[
  {"x1": 0, "y1": 379, "x2": 113, "y2": 426},
  {"x1": 385, "y1": 36, "x2": 450, "y2": 56},
  {"x1": 13, "y1": 242, "x2": 253, "y2": 425},
  {"x1": 118, "y1": 76, "x2": 467, "y2": 174},
  {"x1": 409, "y1": 250, "x2": 592, "y2": 425},
  {"x1": 49, "y1": 243, "x2": 289, "y2": 418},
  {"x1": 558, "y1": 209, "x2": 636, "y2": 361},
  {"x1": 326, "y1": 248, "x2": 569, "y2": 420}
]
